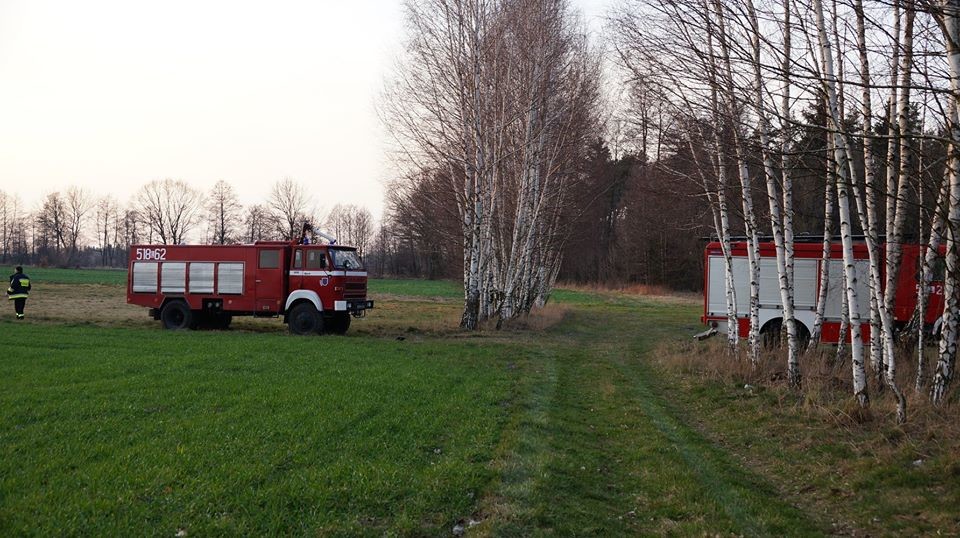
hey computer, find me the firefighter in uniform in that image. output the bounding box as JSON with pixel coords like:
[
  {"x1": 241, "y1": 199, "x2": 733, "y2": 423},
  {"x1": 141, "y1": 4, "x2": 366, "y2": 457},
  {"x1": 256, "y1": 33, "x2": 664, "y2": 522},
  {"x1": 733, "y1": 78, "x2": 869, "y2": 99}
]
[{"x1": 7, "y1": 266, "x2": 31, "y2": 319}]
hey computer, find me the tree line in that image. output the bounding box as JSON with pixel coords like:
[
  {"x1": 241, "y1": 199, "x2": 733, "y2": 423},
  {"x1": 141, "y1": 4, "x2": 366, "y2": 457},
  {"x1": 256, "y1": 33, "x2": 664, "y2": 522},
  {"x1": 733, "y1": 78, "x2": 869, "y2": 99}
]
[{"x1": 0, "y1": 178, "x2": 374, "y2": 268}]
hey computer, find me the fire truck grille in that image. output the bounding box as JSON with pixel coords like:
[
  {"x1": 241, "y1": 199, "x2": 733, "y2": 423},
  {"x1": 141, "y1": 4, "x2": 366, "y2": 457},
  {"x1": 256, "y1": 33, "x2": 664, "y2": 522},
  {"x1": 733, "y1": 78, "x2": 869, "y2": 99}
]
[{"x1": 344, "y1": 282, "x2": 366, "y2": 298}]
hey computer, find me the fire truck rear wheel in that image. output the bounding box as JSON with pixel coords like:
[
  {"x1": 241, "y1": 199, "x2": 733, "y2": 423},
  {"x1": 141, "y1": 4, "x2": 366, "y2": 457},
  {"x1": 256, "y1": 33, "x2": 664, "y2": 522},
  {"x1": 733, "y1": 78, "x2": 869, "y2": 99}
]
[
  {"x1": 161, "y1": 300, "x2": 194, "y2": 330},
  {"x1": 329, "y1": 312, "x2": 351, "y2": 335},
  {"x1": 289, "y1": 303, "x2": 323, "y2": 335}
]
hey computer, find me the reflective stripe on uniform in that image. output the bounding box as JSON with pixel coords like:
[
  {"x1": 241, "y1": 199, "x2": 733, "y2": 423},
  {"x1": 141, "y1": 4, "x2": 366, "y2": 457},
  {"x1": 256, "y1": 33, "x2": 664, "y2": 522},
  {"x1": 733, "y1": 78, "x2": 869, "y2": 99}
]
[
  {"x1": 18, "y1": 279, "x2": 29, "y2": 286},
  {"x1": 8, "y1": 293, "x2": 28, "y2": 299}
]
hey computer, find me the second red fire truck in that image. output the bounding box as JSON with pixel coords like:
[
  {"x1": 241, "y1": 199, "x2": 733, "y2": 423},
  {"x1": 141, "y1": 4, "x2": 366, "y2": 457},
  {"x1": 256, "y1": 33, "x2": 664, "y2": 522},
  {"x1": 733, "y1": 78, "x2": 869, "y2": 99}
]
[
  {"x1": 127, "y1": 241, "x2": 373, "y2": 335},
  {"x1": 702, "y1": 238, "x2": 945, "y2": 344}
]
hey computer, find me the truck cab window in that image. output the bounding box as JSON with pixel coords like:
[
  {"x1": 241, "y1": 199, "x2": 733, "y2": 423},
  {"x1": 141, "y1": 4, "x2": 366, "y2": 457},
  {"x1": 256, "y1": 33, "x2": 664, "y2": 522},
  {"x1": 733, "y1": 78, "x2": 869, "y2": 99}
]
[
  {"x1": 306, "y1": 250, "x2": 327, "y2": 269},
  {"x1": 330, "y1": 248, "x2": 363, "y2": 270},
  {"x1": 293, "y1": 250, "x2": 303, "y2": 269},
  {"x1": 259, "y1": 249, "x2": 280, "y2": 269}
]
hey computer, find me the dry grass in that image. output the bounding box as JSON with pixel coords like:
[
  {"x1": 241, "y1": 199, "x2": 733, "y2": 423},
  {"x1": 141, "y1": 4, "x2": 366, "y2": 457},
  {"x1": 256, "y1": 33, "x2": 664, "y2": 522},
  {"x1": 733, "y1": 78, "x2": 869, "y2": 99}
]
[
  {"x1": 555, "y1": 280, "x2": 701, "y2": 304},
  {"x1": 483, "y1": 303, "x2": 571, "y2": 332},
  {"x1": 656, "y1": 338, "x2": 960, "y2": 428},
  {"x1": 10, "y1": 277, "x2": 569, "y2": 342}
]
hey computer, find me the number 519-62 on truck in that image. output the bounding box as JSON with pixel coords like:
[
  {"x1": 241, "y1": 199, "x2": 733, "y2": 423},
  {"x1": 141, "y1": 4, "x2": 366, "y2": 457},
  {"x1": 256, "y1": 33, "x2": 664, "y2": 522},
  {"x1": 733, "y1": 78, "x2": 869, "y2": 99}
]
[{"x1": 126, "y1": 241, "x2": 374, "y2": 335}]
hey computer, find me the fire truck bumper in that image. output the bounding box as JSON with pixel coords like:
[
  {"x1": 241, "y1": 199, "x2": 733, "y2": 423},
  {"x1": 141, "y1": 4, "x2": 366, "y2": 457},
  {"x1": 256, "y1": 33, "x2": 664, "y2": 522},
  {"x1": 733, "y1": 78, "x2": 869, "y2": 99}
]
[{"x1": 335, "y1": 300, "x2": 375, "y2": 313}]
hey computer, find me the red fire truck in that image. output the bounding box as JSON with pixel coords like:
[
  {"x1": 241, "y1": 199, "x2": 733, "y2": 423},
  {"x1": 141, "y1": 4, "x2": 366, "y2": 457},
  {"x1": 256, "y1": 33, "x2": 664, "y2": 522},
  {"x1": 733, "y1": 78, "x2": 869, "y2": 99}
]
[
  {"x1": 127, "y1": 241, "x2": 374, "y2": 335},
  {"x1": 702, "y1": 239, "x2": 945, "y2": 344}
]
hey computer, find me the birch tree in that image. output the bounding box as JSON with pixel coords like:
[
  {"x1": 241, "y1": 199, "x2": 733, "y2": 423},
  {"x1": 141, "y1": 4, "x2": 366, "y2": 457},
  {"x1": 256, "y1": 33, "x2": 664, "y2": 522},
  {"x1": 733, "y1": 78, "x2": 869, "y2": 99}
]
[
  {"x1": 926, "y1": 0, "x2": 960, "y2": 405},
  {"x1": 388, "y1": 0, "x2": 598, "y2": 329},
  {"x1": 746, "y1": 0, "x2": 800, "y2": 384},
  {"x1": 813, "y1": 0, "x2": 870, "y2": 407}
]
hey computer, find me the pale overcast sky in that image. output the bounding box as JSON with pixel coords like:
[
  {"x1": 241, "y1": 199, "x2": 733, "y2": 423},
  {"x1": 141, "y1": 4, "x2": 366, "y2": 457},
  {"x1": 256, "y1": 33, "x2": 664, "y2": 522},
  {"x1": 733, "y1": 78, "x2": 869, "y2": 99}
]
[{"x1": 0, "y1": 0, "x2": 612, "y2": 219}]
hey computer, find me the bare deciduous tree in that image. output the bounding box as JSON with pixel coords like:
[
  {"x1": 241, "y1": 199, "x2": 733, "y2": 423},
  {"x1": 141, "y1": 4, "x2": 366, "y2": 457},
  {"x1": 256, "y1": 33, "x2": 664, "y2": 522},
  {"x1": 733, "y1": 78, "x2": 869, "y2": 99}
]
[
  {"x1": 135, "y1": 179, "x2": 204, "y2": 244},
  {"x1": 267, "y1": 178, "x2": 311, "y2": 241},
  {"x1": 207, "y1": 180, "x2": 243, "y2": 245}
]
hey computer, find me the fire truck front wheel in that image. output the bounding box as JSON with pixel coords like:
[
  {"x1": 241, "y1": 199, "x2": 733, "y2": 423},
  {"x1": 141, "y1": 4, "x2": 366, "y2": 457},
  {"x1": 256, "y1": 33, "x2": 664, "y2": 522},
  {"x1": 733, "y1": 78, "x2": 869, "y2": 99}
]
[
  {"x1": 328, "y1": 312, "x2": 351, "y2": 335},
  {"x1": 161, "y1": 300, "x2": 194, "y2": 330},
  {"x1": 288, "y1": 303, "x2": 324, "y2": 335}
]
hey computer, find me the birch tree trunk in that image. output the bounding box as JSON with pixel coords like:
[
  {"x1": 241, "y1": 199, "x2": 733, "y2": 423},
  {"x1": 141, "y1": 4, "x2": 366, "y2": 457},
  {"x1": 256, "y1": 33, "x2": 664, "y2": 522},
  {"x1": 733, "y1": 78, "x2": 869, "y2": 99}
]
[
  {"x1": 916, "y1": 172, "x2": 948, "y2": 392},
  {"x1": 808, "y1": 137, "x2": 835, "y2": 352},
  {"x1": 780, "y1": 0, "x2": 795, "y2": 305},
  {"x1": 878, "y1": 3, "x2": 915, "y2": 421},
  {"x1": 712, "y1": 0, "x2": 761, "y2": 364},
  {"x1": 852, "y1": 0, "x2": 887, "y2": 386},
  {"x1": 813, "y1": 0, "x2": 869, "y2": 407},
  {"x1": 746, "y1": 0, "x2": 799, "y2": 385},
  {"x1": 703, "y1": 2, "x2": 738, "y2": 353},
  {"x1": 931, "y1": 5, "x2": 960, "y2": 403}
]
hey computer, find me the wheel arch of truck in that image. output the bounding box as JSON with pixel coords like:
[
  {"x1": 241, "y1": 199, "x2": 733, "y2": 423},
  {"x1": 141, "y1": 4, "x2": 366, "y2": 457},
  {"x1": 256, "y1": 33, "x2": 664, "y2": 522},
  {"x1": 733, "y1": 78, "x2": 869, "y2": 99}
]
[
  {"x1": 758, "y1": 309, "x2": 814, "y2": 337},
  {"x1": 285, "y1": 290, "x2": 323, "y2": 317}
]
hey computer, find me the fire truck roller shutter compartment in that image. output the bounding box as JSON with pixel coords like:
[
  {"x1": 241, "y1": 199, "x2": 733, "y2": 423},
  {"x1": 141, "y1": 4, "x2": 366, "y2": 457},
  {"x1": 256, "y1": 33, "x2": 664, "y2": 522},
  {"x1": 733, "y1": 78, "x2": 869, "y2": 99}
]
[
  {"x1": 824, "y1": 260, "x2": 871, "y2": 319},
  {"x1": 707, "y1": 255, "x2": 818, "y2": 318},
  {"x1": 189, "y1": 263, "x2": 215, "y2": 294},
  {"x1": 218, "y1": 263, "x2": 244, "y2": 294},
  {"x1": 132, "y1": 262, "x2": 159, "y2": 293},
  {"x1": 160, "y1": 263, "x2": 186, "y2": 293}
]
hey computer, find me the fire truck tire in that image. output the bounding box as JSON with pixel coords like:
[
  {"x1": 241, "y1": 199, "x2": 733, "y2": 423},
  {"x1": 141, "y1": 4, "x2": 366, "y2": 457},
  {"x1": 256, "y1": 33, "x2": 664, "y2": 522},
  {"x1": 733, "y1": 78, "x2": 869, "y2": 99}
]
[
  {"x1": 161, "y1": 300, "x2": 194, "y2": 330},
  {"x1": 760, "y1": 320, "x2": 781, "y2": 349},
  {"x1": 761, "y1": 318, "x2": 810, "y2": 350},
  {"x1": 289, "y1": 303, "x2": 323, "y2": 335},
  {"x1": 329, "y1": 312, "x2": 351, "y2": 335}
]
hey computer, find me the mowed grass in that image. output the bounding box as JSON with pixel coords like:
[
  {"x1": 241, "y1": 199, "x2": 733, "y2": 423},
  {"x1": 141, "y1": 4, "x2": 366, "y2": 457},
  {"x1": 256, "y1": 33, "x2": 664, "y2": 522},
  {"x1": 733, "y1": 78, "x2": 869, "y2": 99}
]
[{"x1": 2, "y1": 267, "x2": 955, "y2": 535}]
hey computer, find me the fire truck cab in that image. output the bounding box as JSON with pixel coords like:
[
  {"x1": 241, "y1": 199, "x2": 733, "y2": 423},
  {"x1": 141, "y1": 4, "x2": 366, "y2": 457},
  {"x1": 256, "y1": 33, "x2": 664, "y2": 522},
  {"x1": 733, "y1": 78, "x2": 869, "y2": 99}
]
[{"x1": 126, "y1": 241, "x2": 373, "y2": 335}]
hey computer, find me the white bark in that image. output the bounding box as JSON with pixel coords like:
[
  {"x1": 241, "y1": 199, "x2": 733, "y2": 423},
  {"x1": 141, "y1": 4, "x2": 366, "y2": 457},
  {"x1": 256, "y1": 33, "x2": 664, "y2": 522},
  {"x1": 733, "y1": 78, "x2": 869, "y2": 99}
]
[
  {"x1": 916, "y1": 172, "x2": 948, "y2": 392},
  {"x1": 712, "y1": 0, "x2": 761, "y2": 364},
  {"x1": 746, "y1": 0, "x2": 798, "y2": 384},
  {"x1": 814, "y1": 0, "x2": 869, "y2": 407},
  {"x1": 808, "y1": 138, "x2": 835, "y2": 352}
]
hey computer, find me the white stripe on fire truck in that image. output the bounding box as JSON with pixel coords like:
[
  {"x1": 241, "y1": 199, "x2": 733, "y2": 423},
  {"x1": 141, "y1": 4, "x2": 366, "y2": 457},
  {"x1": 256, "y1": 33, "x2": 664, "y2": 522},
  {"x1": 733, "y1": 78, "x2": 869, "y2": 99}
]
[{"x1": 288, "y1": 270, "x2": 368, "y2": 277}]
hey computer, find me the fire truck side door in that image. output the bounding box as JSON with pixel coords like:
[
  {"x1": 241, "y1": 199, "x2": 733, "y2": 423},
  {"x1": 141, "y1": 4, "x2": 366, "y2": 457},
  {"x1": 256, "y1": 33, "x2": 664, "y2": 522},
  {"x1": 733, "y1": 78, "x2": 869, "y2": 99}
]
[
  {"x1": 255, "y1": 248, "x2": 284, "y2": 313},
  {"x1": 291, "y1": 248, "x2": 304, "y2": 291}
]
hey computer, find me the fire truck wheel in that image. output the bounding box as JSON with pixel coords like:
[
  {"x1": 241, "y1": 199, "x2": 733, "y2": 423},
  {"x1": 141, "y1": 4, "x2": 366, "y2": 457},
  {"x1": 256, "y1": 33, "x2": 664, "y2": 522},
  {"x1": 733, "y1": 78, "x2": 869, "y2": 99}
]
[
  {"x1": 289, "y1": 303, "x2": 323, "y2": 335},
  {"x1": 760, "y1": 319, "x2": 782, "y2": 349},
  {"x1": 214, "y1": 313, "x2": 232, "y2": 330},
  {"x1": 761, "y1": 319, "x2": 810, "y2": 350},
  {"x1": 329, "y1": 312, "x2": 351, "y2": 335},
  {"x1": 161, "y1": 300, "x2": 194, "y2": 330}
]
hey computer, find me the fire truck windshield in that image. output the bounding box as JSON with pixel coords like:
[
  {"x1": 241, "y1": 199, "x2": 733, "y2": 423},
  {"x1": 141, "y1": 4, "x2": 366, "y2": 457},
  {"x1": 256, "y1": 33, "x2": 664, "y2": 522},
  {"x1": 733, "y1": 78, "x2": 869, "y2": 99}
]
[{"x1": 330, "y1": 248, "x2": 364, "y2": 270}]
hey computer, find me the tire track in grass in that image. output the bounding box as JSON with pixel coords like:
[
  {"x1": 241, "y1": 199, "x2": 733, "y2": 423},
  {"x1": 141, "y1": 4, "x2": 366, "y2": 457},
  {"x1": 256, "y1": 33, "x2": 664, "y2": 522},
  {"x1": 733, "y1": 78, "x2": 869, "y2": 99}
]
[
  {"x1": 477, "y1": 351, "x2": 558, "y2": 535},
  {"x1": 480, "y1": 296, "x2": 822, "y2": 536},
  {"x1": 606, "y1": 299, "x2": 823, "y2": 536},
  {"x1": 611, "y1": 356, "x2": 820, "y2": 536}
]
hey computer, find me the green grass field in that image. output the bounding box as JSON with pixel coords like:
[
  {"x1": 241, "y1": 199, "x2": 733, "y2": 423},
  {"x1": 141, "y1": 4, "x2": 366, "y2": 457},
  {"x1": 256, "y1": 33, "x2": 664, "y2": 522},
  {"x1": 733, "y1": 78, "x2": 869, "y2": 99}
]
[
  {"x1": 0, "y1": 269, "x2": 956, "y2": 535},
  {"x1": 19, "y1": 266, "x2": 128, "y2": 286}
]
